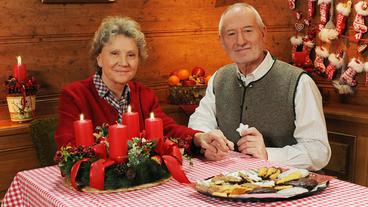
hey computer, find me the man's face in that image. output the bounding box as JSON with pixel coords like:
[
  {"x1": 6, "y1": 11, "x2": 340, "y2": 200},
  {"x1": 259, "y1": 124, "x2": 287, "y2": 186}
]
[
  {"x1": 97, "y1": 34, "x2": 139, "y2": 87},
  {"x1": 220, "y1": 8, "x2": 266, "y2": 67}
]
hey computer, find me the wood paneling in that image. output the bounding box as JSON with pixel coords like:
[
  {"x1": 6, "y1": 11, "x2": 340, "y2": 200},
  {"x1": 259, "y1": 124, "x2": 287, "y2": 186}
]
[{"x1": 324, "y1": 132, "x2": 356, "y2": 182}]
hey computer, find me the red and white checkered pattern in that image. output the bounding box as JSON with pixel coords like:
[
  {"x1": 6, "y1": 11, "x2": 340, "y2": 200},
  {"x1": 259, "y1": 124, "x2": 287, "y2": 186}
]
[{"x1": 2, "y1": 152, "x2": 368, "y2": 207}]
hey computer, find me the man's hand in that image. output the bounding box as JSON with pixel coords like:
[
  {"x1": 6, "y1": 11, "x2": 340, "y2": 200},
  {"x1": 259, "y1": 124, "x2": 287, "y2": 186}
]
[
  {"x1": 237, "y1": 127, "x2": 268, "y2": 160},
  {"x1": 194, "y1": 130, "x2": 234, "y2": 161}
]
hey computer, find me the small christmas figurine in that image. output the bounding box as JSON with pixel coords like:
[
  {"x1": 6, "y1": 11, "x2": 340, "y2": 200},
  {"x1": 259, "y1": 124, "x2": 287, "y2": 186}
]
[
  {"x1": 318, "y1": 0, "x2": 332, "y2": 31},
  {"x1": 335, "y1": 0, "x2": 352, "y2": 35},
  {"x1": 314, "y1": 46, "x2": 329, "y2": 74},
  {"x1": 353, "y1": 1, "x2": 368, "y2": 40},
  {"x1": 325, "y1": 52, "x2": 344, "y2": 80}
]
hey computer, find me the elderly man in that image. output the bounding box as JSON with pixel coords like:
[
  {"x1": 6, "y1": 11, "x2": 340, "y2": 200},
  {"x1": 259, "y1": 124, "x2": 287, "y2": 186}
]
[{"x1": 190, "y1": 3, "x2": 331, "y2": 171}]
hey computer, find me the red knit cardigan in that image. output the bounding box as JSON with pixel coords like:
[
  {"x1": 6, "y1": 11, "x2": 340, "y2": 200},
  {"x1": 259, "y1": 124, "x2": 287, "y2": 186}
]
[{"x1": 54, "y1": 76, "x2": 199, "y2": 149}]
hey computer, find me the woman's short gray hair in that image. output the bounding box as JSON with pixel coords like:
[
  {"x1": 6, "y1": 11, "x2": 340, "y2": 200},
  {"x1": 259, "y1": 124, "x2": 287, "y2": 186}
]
[
  {"x1": 90, "y1": 16, "x2": 148, "y2": 72},
  {"x1": 218, "y1": 3, "x2": 265, "y2": 35}
]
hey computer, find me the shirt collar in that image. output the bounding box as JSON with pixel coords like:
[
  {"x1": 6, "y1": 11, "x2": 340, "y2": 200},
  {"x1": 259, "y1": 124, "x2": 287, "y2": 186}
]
[
  {"x1": 236, "y1": 51, "x2": 275, "y2": 86},
  {"x1": 93, "y1": 73, "x2": 130, "y2": 100}
]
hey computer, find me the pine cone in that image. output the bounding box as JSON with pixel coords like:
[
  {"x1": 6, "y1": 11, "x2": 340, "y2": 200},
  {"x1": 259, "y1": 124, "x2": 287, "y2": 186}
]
[
  {"x1": 114, "y1": 163, "x2": 127, "y2": 176},
  {"x1": 126, "y1": 168, "x2": 136, "y2": 180}
]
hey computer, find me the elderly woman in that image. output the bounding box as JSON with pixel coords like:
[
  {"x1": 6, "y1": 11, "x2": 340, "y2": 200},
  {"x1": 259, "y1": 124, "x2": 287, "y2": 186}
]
[{"x1": 55, "y1": 16, "x2": 208, "y2": 150}]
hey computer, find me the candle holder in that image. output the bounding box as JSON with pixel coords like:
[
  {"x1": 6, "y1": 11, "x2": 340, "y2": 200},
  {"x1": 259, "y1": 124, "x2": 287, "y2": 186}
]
[{"x1": 4, "y1": 75, "x2": 39, "y2": 122}]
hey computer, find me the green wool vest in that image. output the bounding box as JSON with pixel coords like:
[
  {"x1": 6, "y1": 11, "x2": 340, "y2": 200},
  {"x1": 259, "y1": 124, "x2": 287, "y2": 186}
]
[{"x1": 213, "y1": 60, "x2": 305, "y2": 150}]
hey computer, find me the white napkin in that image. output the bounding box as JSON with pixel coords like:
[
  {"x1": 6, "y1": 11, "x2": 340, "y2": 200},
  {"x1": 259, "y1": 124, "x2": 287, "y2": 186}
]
[{"x1": 236, "y1": 123, "x2": 249, "y2": 136}]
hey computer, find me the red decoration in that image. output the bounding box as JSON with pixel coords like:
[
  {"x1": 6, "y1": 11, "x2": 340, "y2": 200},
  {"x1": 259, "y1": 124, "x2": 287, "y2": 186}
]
[
  {"x1": 318, "y1": 0, "x2": 331, "y2": 31},
  {"x1": 74, "y1": 114, "x2": 94, "y2": 147},
  {"x1": 155, "y1": 138, "x2": 191, "y2": 184},
  {"x1": 89, "y1": 159, "x2": 115, "y2": 190},
  {"x1": 70, "y1": 158, "x2": 91, "y2": 191},
  {"x1": 122, "y1": 105, "x2": 140, "y2": 140},
  {"x1": 288, "y1": 0, "x2": 296, "y2": 10},
  {"x1": 308, "y1": 0, "x2": 317, "y2": 17},
  {"x1": 145, "y1": 112, "x2": 163, "y2": 142},
  {"x1": 13, "y1": 56, "x2": 27, "y2": 82},
  {"x1": 108, "y1": 123, "x2": 128, "y2": 162},
  {"x1": 353, "y1": 1, "x2": 368, "y2": 40},
  {"x1": 336, "y1": 1, "x2": 352, "y2": 35},
  {"x1": 69, "y1": 133, "x2": 192, "y2": 191}
]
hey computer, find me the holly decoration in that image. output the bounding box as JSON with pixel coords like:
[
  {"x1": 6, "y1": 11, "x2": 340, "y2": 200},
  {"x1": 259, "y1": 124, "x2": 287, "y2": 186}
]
[{"x1": 4, "y1": 75, "x2": 38, "y2": 96}]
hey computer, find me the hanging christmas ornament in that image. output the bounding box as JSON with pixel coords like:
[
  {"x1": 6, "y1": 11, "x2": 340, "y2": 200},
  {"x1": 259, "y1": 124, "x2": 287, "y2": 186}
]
[
  {"x1": 325, "y1": 52, "x2": 344, "y2": 80},
  {"x1": 314, "y1": 46, "x2": 329, "y2": 74},
  {"x1": 319, "y1": 0, "x2": 338, "y2": 42},
  {"x1": 335, "y1": 1, "x2": 352, "y2": 35},
  {"x1": 290, "y1": 35, "x2": 303, "y2": 62},
  {"x1": 339, "y1": 58, "x2": 364, "y2": 87},
  {"x1": 308, "y1": 0, "x2": 317, "y2": 17},
  {"x1": 318, "y1": 22, "x2": 338, "y2": 43},
  {"x1": 353, "y1": 1, "x2": 368, "y2": 40},
  {"x1": 289, "y1": 0, "x2": 297, "y2": 10},
  {"x1": 302, "y1": 35, "x2": 315, "y2": 66},
  {"x1": 294, "y1": 11, "x2": 305, "y2": 32},
  {"x1": 318, "y1": 0, "x2": 332, "y2": 31}
]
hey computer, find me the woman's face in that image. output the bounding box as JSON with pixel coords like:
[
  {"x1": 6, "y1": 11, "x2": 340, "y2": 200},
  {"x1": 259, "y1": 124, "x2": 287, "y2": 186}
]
[{"x1": 97, "y1": 34, "x2": 139, "y2": 87}]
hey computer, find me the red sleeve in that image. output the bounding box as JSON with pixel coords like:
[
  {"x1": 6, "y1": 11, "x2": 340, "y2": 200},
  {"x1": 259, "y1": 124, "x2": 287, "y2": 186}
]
[{"x1": 54, "y1": 88, "x2": 80, "y2": 149}]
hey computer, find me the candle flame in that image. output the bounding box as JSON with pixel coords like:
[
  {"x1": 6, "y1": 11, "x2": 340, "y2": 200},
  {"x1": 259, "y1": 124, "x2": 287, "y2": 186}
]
[
  {"x1": 17, "y1": 56, "x2": 22, "y2": 65},
  {"x1": 80, "y1": 114, "x2": 84, "y2": 121},
  {"x1": 150, "y1": 112, "x2": 154, "y2": 119},
  {"x1": 127, "y1": 105, "x2": 132, "y2": 113}
]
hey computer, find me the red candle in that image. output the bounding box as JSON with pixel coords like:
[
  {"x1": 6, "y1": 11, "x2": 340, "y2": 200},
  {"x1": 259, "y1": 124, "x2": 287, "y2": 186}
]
[
  {"x1": 122, "y1": 105, "x2": 140, "y2": 140},
  {"x1": 108, "y1": 123, "x2": 128, "y2": 162},
  {"x1": 73, "y1": 114, "x2": 94, "y2": 147},
  {"x1": 13, "y1": 56, "x2": 27, "y2": 82},
  {"x1": 145, "y1": 112, "x2": 163, "y2": 142}
]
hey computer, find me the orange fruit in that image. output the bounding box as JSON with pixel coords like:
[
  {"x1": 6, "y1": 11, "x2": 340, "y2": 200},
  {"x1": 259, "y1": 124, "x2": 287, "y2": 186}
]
[
  {"x1": 177, "y1": 69, "x2": 190, "y2": 80},
  {"x1": 205, "y1": 75, "x2": 212, "y2": 85},
  {"x1": 168, "y1": 75, "x2": 180, "y2": 86}
]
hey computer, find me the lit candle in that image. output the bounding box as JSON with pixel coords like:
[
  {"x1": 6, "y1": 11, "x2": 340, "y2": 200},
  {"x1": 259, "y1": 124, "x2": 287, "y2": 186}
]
[
  {"x1": 145, "y1": 112, "x2": 163, "y2": 142},
  {"x1": 108, "y1": 123, "x2": 128, "y2": 162},
  {"x1": 122, "y1": 105, "x2": 140, "y2": 140},
  {"x1": 13, "y1": 56, "x2": 27, "y2": 82},
  {"x1": 73, "y1": 114, "x2": 94, "y2": 147}
]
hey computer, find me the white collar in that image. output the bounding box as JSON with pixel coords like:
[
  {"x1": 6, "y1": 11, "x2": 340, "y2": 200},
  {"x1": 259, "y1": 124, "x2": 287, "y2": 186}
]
[{"x1": 236, "y1": 51, "x2": 275, "y2": 86}]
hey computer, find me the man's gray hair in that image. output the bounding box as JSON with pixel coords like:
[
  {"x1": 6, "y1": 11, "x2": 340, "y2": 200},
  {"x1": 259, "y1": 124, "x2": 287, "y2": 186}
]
[
  {"x1": 218, "y1": 3, "x2": 265, "y2": 35},
  {"x1": 90, "y1": 16, "x2": 148, "y2": 72}
]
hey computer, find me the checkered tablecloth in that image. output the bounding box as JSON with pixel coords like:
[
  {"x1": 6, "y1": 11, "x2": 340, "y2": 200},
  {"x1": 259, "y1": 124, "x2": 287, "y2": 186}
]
[{"x1": 2, "y1": 152, "x2": 368, "y2": 207}]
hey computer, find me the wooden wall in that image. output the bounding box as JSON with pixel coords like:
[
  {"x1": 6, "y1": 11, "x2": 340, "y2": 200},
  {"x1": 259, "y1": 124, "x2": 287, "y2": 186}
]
[{"x1": 0, "y1": 0, "x2": 296, "y2": 120}]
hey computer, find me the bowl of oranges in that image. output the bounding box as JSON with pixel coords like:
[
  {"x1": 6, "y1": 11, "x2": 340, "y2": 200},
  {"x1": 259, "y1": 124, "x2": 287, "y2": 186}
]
[{"x1": 167, "y1": 67, "x2": 211, "y2": 105}]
